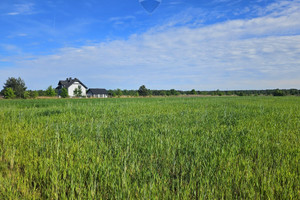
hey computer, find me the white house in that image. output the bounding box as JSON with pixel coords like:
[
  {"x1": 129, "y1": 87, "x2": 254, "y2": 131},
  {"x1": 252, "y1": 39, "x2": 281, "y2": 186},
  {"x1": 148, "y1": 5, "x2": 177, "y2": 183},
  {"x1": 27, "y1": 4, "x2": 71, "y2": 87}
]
[
  {"x1": 56, "y1": 77, "x2": 87, "y2": 97},
  {"x1": 87, "y1": 88, "x2": 108, "y2": 98}
]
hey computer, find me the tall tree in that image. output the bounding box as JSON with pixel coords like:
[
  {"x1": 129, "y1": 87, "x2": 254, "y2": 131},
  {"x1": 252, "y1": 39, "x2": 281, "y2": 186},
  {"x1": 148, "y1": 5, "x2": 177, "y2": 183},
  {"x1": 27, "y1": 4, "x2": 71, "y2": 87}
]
[
  {"x1": 138, "y1": 85, "x2": 149, "y2": 96},
  {"x1": 2, "y1": 77, "x2": 27, "y2": 98},
  {"x1": 190, "y1": 89, "x2": 197, "y2": 95},
  {"x1": 116, "y1": 89, "x2": 122, "y2": 97}
]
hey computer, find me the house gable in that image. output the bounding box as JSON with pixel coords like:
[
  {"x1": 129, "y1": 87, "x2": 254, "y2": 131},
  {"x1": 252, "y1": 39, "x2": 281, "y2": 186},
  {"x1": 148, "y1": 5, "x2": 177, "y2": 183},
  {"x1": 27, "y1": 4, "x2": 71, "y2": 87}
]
[
  {"x1": 57, "y1": 77, "x2": 87, "y2": 97},
  {"x1": 57, "y1": 78, "x2": 88, "y2": 90}
]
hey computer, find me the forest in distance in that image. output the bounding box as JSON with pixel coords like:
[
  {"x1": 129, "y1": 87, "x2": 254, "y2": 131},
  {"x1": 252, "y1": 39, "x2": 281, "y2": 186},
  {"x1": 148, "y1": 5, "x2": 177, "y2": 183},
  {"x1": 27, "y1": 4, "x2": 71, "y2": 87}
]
[{"x1": 14, "y1": 87, "x2": 300, "y2": 98}]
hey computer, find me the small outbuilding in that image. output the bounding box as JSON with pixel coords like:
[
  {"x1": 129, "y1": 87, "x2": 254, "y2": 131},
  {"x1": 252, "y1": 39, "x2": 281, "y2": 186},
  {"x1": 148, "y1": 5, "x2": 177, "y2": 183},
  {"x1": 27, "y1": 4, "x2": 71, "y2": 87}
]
[{"x1": 87, "y1": 88, "x2": 108, "y2": 98}]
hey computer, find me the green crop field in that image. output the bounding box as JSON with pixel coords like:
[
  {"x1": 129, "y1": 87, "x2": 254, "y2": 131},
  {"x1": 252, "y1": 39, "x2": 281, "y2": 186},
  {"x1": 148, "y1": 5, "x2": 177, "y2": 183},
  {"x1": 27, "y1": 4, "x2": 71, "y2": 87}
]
[{"x1": 0, "y1": 97, "x2": 299, "y2": 199}]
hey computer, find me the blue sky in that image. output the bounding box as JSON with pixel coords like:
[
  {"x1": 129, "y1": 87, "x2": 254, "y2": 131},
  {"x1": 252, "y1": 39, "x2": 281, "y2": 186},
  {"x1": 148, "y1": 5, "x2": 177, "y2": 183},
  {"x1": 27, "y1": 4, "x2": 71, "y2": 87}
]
[{"x1": 0, "y1": 0, "x2": 300, "y2": 90}]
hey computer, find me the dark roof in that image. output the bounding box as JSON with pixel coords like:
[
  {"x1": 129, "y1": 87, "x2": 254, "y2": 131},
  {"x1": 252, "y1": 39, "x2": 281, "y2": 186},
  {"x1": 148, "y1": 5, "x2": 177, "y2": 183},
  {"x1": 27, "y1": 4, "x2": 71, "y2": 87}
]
[
  {"x1": 57, "y1": 77, "x2": 88, "y2": 89},
  {"x1": 87, "y1": 88, "x2": 108, "y2": 95}
]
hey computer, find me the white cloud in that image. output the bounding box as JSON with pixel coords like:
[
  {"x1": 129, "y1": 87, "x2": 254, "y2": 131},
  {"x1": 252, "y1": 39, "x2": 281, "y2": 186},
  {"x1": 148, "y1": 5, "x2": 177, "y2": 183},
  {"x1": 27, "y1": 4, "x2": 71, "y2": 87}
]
[
  {"x1": 109, "y1": 15, "x2": 136, "y2": 26},
  {"x1": 7, "y1": 12, "x2": 20, "y2": 16},
  {"x1": 6, "y1": 3, "x2": 35, "y2": 16},
  {"x1": 1, "y1": 0, "x2": 300, "y2": 90}
]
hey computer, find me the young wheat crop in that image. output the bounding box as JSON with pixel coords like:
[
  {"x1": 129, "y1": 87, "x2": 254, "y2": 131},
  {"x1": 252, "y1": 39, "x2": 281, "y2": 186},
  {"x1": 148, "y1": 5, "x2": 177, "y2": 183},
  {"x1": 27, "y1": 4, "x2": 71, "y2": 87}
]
[{"x1": 0, "y1": 97, "x2": 299, "y2": 199}]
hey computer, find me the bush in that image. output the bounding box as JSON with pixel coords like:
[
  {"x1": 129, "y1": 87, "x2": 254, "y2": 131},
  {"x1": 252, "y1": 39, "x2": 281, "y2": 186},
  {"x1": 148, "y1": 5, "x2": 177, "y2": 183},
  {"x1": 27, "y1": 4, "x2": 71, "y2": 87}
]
[
  {"x1": 30, "y1": 91, "x2": 39, "y2": 99},
  {"x1": 273, "y1": 89, "x2": 285, "y2": 96},
  {"x1": 23, "y1": 91, "x2": 30, "y2": 99},
  {"x1": 45, "y1": 86, "x2": 57, "y2": 97},
  {"x1": 4, "y1": 87, "x2": 16, "y2": 99}
]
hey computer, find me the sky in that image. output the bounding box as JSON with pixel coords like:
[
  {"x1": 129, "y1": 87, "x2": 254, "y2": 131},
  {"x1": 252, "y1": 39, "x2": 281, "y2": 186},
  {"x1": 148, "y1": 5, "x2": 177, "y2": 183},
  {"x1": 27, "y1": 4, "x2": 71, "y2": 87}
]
[{"x1": 0, "y1": 0, "x2": 300, "y2": 90}]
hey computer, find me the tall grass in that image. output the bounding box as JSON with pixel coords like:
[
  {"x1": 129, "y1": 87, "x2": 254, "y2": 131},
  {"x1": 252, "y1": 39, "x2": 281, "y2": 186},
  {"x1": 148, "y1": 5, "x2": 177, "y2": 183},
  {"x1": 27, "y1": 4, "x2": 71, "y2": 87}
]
[{"x1": 0, "y1": 97, "x2": 299, "y2": 199}]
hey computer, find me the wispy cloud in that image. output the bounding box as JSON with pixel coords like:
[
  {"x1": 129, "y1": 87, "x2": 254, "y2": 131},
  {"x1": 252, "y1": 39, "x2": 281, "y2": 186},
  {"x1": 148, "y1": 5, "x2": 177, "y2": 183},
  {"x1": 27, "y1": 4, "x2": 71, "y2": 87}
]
[
  {"x1": 1, "y1": 0, "x2": 300, "y2": 90},
  {"x1": 7, "y1": 12, "x2": 19, "y2": 16},
  {"x1": 109, "y1": 15, "x2": 136, "y2": 26},
  {"x1": 6, "y1": 3, "x2": 35, "y2": 16},
  {"x1": 167, "y1": 1, "x2": 184, "y2": 6},
  {"x1": 109, "y1": 16, "x2": 135, "y2": 22}
]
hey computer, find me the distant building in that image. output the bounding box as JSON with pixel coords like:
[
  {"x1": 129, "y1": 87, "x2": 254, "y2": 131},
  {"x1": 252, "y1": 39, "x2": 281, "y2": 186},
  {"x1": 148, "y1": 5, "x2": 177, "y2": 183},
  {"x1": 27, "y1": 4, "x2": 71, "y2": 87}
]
[
  {"x1": 56, "y1": 77, "x2": 88, "y2": 97},
  {"x1": 87, "y1": 88, "x2": 108, "y2": 98}
]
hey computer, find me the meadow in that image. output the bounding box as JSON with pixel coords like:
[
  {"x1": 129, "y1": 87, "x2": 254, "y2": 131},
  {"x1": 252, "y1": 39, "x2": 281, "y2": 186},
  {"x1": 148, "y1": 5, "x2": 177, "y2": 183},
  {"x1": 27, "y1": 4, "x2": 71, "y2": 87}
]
[{"x1": 0, "y1": 96, "x2": 299, "y2": 199}]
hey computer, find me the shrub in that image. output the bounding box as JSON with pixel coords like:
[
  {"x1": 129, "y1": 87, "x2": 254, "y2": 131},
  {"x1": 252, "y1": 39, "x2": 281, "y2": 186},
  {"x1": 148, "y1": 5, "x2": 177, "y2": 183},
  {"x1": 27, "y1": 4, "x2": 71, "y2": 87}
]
[
  {"x1": 45, "y1": 86, "x2": 57, "y2": 97},
  {"x1": 4, "y1": 87, "x2": 16, "y2": 99}
]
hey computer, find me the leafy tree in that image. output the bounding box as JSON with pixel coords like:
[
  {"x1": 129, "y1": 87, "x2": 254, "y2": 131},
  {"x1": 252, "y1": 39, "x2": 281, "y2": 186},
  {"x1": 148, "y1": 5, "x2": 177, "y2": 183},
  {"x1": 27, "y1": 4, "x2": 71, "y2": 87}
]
[
  {"x1": 30, "y1": 91, "x2": 39, "y2": 99},
  {"x1": 273, "y1": 89, "x2": 285, "y2": 96},
  {"x1": 216, "y1": 89, "x2": 224, "y2": 96},
  {"x1": 170, "y1": 89, "x2": 176, "y2": 96},
  {"x1": 159, "y1": 90, "x2": 166, "y2": 96},
  {"x1": 4, "y1": 87, "x2": 16, "y2": 99},
  {"x1": 2, "y1": 77, "x2": 26, "y2": 98},
  {"x1": 289, "y1": 89, "x2": 299, "y2": 95},
  {"x1": 74, "y1": 86, "x2": 82, "y2": 97},
  {"x1": 215, "y1": 89, "x2": 221, "y2": 96},
  {"x1": 138, "y1": 85, "x2": 149, "y2": 96},
  {"x1": 190, "y1": 89, "x2": 197, "y2": 95},
  {"x1": 123, "y1": 89, "x2": 128, "y2": 95},
  {"x1": 116, "y1": 89, "x2": 123, "y2": 97},
  {"x1": 108, "y1": 90, "x2": 116, "y2": 97},
  {"x1": 23, "y1": 91, "x2": 30, "y2": 99},
  {"x1": 226, "y1": 91, "x2": 233, "y2": 96},
  {"x1": 237, "y1": 92, "x2": 244, "y2": 96},
  {"x1": 45, "y1": 86, "x2": 57, "y2": 96},
  {"x1": 60, "y1": 88, "x2": 69, "y2": 98},
  {"x1": 37, "y1": 90, "x2": 46, "y2": 96}
]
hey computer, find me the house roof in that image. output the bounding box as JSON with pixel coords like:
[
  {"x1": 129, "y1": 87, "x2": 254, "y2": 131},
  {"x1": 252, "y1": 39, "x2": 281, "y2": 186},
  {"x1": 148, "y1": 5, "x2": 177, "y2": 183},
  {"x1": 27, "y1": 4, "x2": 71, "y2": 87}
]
[
  {"x1": 87, "y1": 88, "x2": 108, "y2": 95},
  {"x1": 57, "y1": 78, "x2": 88, "y2": 89}
]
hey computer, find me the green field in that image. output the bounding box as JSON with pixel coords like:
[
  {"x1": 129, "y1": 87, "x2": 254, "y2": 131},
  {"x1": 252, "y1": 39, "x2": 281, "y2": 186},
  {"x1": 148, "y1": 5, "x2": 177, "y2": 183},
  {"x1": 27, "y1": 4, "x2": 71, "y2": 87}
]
[{"x1": 0, "y1": 97, "x2": 299, "y2": 199}]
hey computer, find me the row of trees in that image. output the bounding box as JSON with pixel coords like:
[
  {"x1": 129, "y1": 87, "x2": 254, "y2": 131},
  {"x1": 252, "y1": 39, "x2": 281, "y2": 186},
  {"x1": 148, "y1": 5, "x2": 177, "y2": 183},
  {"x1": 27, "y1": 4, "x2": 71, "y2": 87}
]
[
  {"x1": 108, "y1": 85, "x2": 150, "y2": 97},
  {"x1": 0, "y1": 77, "x2": 64, "y2": 99},
  {"x1": 1, "y1": 77, "x2": 299, "y2": 99},
  {"x1": 108, "y1": 85, "x2": 300, "y2": 97}
]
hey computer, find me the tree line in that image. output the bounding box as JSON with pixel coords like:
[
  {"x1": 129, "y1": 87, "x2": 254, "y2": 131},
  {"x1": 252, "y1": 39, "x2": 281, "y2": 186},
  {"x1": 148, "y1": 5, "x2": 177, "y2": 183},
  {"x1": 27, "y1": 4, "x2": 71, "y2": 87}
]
[
  {"x1": 1, "y1": 77, "x2": 299, "y2": 99},
  {"x1": 0, "y1": 77, "x2": 57, "y2": 99},
  {"x1": 110, "y1": 85, "x2": 300, "y2": 97}
]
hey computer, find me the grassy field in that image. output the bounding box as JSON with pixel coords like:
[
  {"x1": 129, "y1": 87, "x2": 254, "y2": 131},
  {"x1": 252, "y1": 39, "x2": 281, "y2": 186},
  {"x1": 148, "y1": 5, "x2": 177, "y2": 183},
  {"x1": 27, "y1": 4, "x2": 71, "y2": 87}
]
[{"x1": 0, "y1": 97, "x2": 299, "y2": 199}]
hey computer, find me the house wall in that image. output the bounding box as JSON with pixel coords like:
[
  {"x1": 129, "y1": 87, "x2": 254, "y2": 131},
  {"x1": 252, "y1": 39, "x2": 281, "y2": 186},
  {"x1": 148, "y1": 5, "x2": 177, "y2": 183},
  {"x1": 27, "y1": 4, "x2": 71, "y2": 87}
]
[
  {"x1": 98, "y1": 94, "x2": 108, "y2": 98},
  {"x1": 68, "y1": 82, "x2": 87, "y2": 97},
  {"x1": 86, "y1": 91, "x2": 93, "y2": 97}
]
